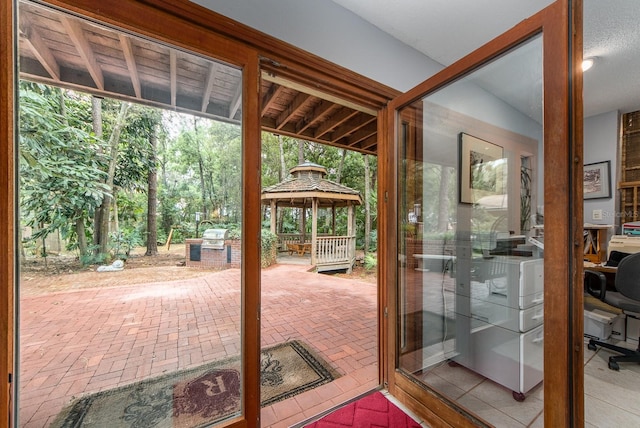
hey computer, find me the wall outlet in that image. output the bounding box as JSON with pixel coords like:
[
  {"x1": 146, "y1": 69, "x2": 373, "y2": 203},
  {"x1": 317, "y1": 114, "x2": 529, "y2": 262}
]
[{"x1": 592, "y1": 209, "x2": 603, "y2": 220}]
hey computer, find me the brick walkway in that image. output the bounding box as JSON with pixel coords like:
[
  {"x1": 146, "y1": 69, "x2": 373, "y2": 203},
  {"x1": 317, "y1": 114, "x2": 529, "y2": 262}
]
[{"x1": 19, "y1": 263, "x2": 378, "y2": 427}]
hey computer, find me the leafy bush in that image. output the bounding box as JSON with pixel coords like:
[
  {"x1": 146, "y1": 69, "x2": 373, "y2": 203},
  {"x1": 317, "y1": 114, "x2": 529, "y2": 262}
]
[
  {"x1": 260, "y1": 229, "x2": 278, "y2": 267},
  {"x1": 80, "y1": 244, "x2": 109, "y2": 266},
  {"x1": 364, "y1": 253, "x2": 377, "y2": 270},
  {"x1": 369, "y1": 230, "x2": 378, "y2": 250},
  {"x1": 110, "y1": 227, "x2": 143, "y2": 260}
]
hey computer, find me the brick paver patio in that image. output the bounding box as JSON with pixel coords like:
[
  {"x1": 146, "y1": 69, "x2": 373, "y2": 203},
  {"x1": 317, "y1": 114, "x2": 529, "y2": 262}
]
[{"x1": 19, "y1": 263, "x2": 378, "y2": 427}]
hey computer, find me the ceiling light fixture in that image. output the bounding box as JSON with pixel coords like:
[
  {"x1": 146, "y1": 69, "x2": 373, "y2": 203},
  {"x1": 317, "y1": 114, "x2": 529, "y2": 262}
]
[{"x1": 582, "y1": 57, "x2": 595, "y2": 72}]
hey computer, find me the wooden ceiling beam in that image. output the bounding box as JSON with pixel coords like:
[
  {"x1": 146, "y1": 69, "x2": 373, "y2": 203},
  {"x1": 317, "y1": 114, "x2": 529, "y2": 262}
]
[
  {"x1": 229, "y1": 79, "x2": 242, "y2": 119},
  {"x1": 330, "y1": 112, "x2": 376, "y2": 143},
  {"x1": 276, "y1": 91, "x2": 310, "y2": 130},
  {"x1": 170, "y1": 50, "x2": 177, "y2": 106},
  {"x1": 343, "y1": 121, "x2": 377, "y2": 147},
  {"x1": 118, "y1": 34, "x2": 141, "y2": 98},
  {"x1": 262, "y1": 72, "x2": 376, "y2": 116},
  {"x1": 201, "y1": 62, "x2": 217, "y2": 112},
  {"x1": 314, "y1": 108, "x2": 359, "y2": 139},
  {"x1": 262, "y1": 116, "x2": 375, "y2": 155},
  {"x1": 60, "y1": 16, "x2": 104, "y2": 90},
  {"x1": 358, "y1": 134, "x2": 378, "y2": 150},
  {"x1": 19, "y1": 21, "x2": 60, "y2": 81},
  {"x1": 261, "y1": 83, "x2": 284, "y2": 116},
  {"x1": 296, "y1": 100, "x2": 335, "y2": 134}
]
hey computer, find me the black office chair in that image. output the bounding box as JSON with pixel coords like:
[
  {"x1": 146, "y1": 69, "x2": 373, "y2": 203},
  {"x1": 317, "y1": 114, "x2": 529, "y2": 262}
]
[{"x1": 585, "y1": 252, "x2": 640, "y2": 371}]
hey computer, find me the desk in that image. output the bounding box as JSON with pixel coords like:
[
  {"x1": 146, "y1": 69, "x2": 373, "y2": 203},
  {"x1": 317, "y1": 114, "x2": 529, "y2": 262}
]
[
  {"x1": 583, "y1": 264, "x2": 617, "y2": 275},
  {"x1": 287, "y1": 242, "x2": 311, "y2": 256},
  {"x1": 584, "y1": 263, "x2": 617, "y2": 290}
]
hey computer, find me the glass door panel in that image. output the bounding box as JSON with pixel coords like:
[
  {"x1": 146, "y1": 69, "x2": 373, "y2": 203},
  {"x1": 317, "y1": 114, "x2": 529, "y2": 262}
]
[
  {"x1": 16, "y1": 1, "x2": 248, "y2": 426},
  {"x1": 396, "y1": 35, "x2": 545, "y2": 425}
]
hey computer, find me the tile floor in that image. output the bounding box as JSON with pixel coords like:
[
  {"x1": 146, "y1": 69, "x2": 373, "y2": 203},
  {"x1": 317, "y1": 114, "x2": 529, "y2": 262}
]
[{"x1": 18, "y1": 261, "x2": 640, "y2": 427}]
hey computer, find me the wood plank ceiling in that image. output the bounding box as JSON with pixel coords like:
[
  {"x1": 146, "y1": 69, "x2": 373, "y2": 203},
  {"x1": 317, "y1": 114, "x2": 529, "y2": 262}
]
[{"x1": 17, "y1": 1, "x2": 379, "y2": 154}]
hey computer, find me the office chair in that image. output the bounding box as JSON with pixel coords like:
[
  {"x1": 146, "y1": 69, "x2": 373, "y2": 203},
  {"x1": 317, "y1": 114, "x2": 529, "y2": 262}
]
[{"x1": 585, "y1": 252, "x2": 640, "y2": 371}]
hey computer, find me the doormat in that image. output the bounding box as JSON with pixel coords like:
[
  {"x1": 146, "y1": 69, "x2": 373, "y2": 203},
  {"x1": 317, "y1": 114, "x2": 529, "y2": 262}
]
[
  {"x1": 304, "y1": 391, "x2": 421, "y2": 427},
  {"x1": 52, "y1": 340, "x2": 338, "y2": 427}
]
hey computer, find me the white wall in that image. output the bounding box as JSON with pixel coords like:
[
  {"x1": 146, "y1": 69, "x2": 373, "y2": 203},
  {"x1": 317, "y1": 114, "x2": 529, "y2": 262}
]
[
  {"x1": 194, "y1": 0, "x2": 542, "y2": 136},
  {"x1": 583, "y1": 111, "x2": 619, "y2": 229},
  {"x1": 191, "y1": 0, "x2": 443, "y2": 92}
]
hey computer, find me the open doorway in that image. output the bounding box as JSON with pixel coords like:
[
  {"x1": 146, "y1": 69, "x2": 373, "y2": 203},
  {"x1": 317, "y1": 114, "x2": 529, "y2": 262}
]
[{"x1": 259, "y1": 134, "x2": 379, "y2": 426}]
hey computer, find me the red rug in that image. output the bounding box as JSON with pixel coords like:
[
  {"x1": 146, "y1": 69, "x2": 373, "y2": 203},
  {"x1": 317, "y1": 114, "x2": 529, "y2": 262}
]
[{"x1": 305, "y1": 391, "x2": 421, "y2": 427}]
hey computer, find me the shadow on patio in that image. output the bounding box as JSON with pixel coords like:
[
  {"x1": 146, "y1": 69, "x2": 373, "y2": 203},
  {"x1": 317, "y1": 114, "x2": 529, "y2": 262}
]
[{"x1": 19, "y1": 262, "x2": 378, "y2": 427}]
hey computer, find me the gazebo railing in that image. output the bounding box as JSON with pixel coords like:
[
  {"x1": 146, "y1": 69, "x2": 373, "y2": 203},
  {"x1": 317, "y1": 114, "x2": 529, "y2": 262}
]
[
  {"x1": 315, "y1": 235, "x2": 356, "y2": 272},
  {"x1": 276, "y1": 232, "x2": 333, "y2": 252},
  {"x1": 277, "y1": 233, "x2": 304, "y2": 251}
]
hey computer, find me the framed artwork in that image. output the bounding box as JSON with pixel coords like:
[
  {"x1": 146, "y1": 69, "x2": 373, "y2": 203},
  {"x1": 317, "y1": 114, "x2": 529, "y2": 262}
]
[
  {"x1": 584, "y1": 160, "x2": 611, "y2": 199},
  {"x1": 459, "y1": 133, "x2": 504, "y2": 204}
]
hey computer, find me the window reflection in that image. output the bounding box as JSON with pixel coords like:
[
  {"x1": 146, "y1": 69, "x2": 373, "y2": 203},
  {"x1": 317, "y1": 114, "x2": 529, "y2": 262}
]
[{"x1": 397, "y1": 35, "x2": 544, "y2": 409}]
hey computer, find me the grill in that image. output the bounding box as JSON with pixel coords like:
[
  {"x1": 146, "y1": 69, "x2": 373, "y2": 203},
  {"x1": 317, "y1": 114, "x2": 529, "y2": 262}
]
[{"x1": 201, "y1": 228, "x2": 228, "y2": 250}]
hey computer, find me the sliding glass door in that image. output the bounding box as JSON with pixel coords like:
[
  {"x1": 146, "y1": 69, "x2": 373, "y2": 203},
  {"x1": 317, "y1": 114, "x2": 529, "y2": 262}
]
[
  {"x1": 383, "y1": 1, "x2": 584, "y2": 425},
  {"x1": 13, "y1": 0, "x2": 261, "y2": 426}
]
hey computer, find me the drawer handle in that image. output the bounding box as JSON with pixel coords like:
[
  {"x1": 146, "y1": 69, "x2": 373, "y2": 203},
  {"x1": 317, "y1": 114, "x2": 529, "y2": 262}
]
[
  {"x1": 531, "y1": 298, "x2": 544, "y2": 304},
  {"x1": 532, "y1": 314, "x2": 543, "y2": 320},
  {"x1": 532, "y1": 337, "x2": 544, "y2": 344}
]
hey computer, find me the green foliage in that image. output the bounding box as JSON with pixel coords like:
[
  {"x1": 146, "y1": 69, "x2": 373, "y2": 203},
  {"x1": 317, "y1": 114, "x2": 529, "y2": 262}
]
[
  {"x1": 168, "y1": 114, "x2": 242, "y2": 226},
  {"x1": 364, "y1": 253, "x2": 377, "y2": 271},
  {"x1": 369, "y1": 230, "x2": 378, "y2": 250},
  {"x1": 19, "y1": 82, "x2": 109, "y2": 244},
  {"x1": 80, "y1": 245, "x2": 109, "y2": 266},
  {"x1": 18, "y1": 82, "x2": 378, "y2": 262},
  {"x1": 110, "y1": 228, "x2": 143, "y2": 260},
  {"x1": 260, "y1": 229, "x2": 278, "y2": 268},
  {"x1": 115, "y1": 105, "x2": 161, "y2": 192},
  {"x1": 260, "y1": 229, "x2": 277, "y2": 253}
]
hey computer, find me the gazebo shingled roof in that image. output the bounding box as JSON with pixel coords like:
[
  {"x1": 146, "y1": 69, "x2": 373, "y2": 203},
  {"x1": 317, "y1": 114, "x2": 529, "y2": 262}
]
[{"x1": 261, "y1": 162, "x2": 362, "y2": 208}]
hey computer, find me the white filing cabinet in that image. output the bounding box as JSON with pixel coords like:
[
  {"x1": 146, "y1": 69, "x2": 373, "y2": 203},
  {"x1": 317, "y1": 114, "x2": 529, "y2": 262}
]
[{"x1": 454, "y1": 257, "x2": 544, "y2": 401}]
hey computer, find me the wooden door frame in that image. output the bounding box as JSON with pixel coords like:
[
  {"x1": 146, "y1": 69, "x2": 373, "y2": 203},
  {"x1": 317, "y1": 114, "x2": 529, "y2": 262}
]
[
  {"x1": 380, "y1": 0, "x2": 584, "y2": 426},
  {"x1": 0, "y1": 0, "x2": 16, "y2": 425},
  {"x1": 4, "y1": 0, "x2": 262, "y2": 426},
  {"x1": 1, "y1": 0, "x2": 397, "y2": 425}
]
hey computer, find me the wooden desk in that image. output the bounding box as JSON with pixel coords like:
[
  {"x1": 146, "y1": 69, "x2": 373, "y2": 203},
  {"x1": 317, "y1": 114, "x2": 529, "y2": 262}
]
[
  {"x1": 583, "y1": 264, "x2": 617, "y2": 275},
  {"x1": 584, "y1": 263, "x2": 617, "y2": 290},
  {"x1": 287, "y1": 243, "x2": 311, "y2": 256}
]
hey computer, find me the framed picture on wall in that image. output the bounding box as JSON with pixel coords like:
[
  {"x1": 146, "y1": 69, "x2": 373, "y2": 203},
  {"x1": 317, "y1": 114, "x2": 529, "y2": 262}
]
[
  {"x1": 584, "y1": 160, "x2": 611, "y2": 199},
  {"x1": 459, "y1": 133, "x2": 504, "y2": 204}
]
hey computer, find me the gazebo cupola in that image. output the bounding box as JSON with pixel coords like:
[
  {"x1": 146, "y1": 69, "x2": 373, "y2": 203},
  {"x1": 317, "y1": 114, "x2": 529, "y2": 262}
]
[{"x1": 261, "y1": 162, "x2": 362, "y2": 272}]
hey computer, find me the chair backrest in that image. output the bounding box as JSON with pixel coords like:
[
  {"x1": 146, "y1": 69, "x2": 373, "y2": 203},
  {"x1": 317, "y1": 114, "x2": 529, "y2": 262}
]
[{"x1": 615, "y1": 252, "x2": 640, "y2": 301}]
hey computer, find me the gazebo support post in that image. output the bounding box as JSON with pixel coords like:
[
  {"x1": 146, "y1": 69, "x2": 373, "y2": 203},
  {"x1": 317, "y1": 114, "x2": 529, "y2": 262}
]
[
  {"x1": 348, "y1": 203, "x2": 355, "y2": 272},
  {"x1": 270, "y1": 200, "x2": 277, "y2": 235},
  {"x1": 311, "y1": 198, "x2": 318, "y2": 266},
  {"x1": 300, "y1": 205, "x2": 306, "y2": 243},
  {"x1": 332, "y1": 205, "x2": 337, "y2": 235}
]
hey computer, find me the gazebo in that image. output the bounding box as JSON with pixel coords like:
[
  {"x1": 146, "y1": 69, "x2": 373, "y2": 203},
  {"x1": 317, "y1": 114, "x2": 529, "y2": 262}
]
[{"x1": 262, "y1": 162, "x2": 362, "y2": 272}]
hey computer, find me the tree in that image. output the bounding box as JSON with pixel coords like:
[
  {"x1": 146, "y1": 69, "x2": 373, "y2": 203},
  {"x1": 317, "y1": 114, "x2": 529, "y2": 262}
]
[
  {"x1": 364, "y1": 154, "x2": 372, "y2": 254},
  {"x1": 92, "y1": 96, "x2": 105, "y2": 252},
  {"x1": 95, "y1": 101, "x2": 131, "y2": 256},
  {"x1": 19, "y1": 82, "x2": 109, "y2": 259},
  {"x1": 145, "y1": 120, "x2": 159, "y2": 256}
]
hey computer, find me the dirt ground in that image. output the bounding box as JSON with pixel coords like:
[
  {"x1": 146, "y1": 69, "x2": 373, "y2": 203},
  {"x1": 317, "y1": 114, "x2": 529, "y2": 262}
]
[
  {"x1": 20, "y1": 244, "x2": 210, "y2": 296},
  {"x1": 19, "y1": 244, "x2": 377, "y2": 296}
]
